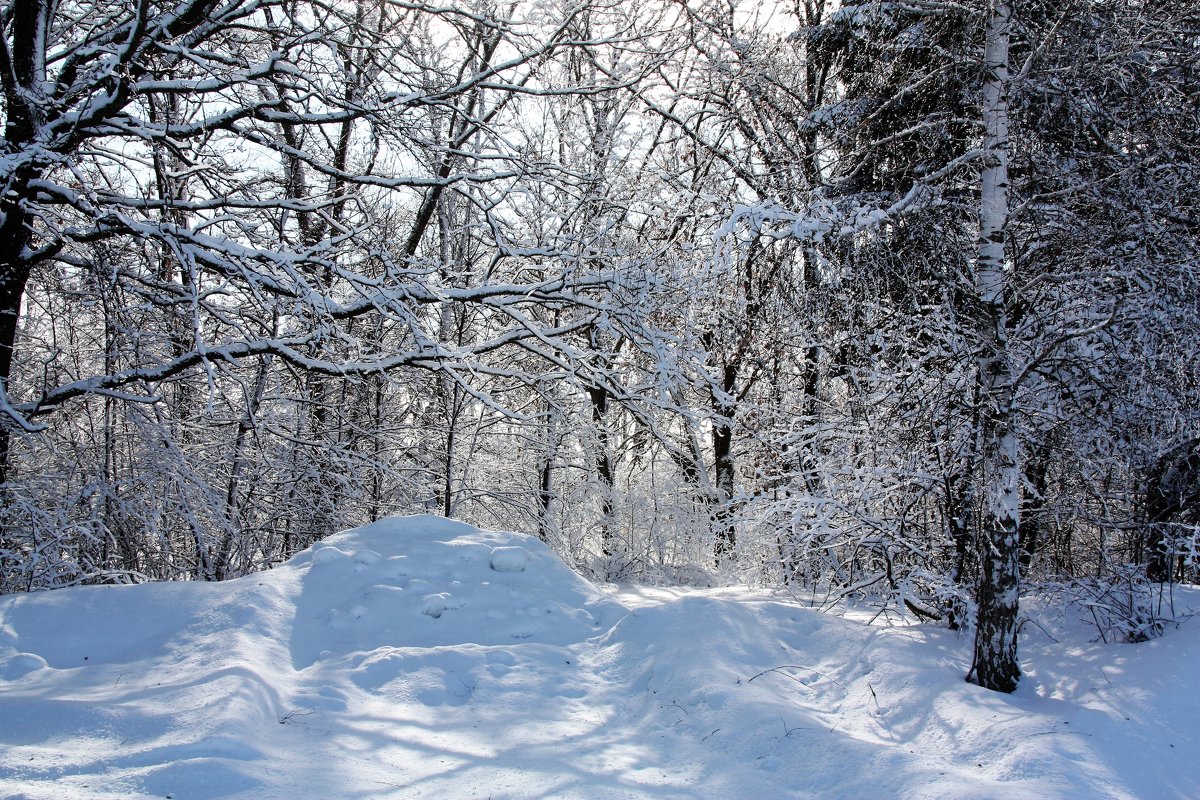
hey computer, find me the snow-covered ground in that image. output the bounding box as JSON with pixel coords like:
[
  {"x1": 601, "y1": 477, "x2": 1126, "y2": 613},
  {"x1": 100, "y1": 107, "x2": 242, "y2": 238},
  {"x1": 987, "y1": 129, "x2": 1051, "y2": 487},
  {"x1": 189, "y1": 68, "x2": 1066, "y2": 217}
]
[{"x1": 2, "y1": 515, "x2": 1197, "y2": 799}]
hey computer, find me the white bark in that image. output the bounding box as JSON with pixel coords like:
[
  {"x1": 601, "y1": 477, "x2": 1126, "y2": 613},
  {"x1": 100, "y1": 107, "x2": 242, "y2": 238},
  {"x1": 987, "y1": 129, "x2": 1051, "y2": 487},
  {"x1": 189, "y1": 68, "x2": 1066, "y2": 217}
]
[{"x1": 970, "y1": 0, "x2": 1022, "y2": 694}]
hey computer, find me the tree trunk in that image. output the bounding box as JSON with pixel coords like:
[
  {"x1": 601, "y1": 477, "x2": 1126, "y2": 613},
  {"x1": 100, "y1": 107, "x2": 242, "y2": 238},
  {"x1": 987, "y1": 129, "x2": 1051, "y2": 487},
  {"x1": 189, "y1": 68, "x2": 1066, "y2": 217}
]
[
  {"x1": 587, "y1": 384, "x2": 617, "y2": 562},
  {"x1": 535, "y1": 395, "x2": 560, "y2": 543},
  {"x1": 1019, "y1": 441, "x2": 1052, "y2": 574},
  {"x1": 945, "y1": 467, "x2": 974, "y2": 631},
  {"x1": 0, "y1": 198, "x2": 34, "y2": 486},
  {"x1": 969, "y1": 0, "x2": 1022, "y2": 694},
  {"x1": 0, "y1": 1, "x2": 61, "y2": 485},
  {"x1": 213, "y1": 354, "x2": 272, "y2": 581},
  {"x1": 712, "y1": 363, "x2": 738, "y2": 562}
]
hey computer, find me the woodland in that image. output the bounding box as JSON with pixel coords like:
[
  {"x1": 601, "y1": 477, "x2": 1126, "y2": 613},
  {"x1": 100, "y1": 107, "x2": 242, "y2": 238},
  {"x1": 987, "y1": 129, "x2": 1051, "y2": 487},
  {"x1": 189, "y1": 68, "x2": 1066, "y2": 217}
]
[{"x1": 0, "y1": 0, "x2": 1197, "y2": 693}]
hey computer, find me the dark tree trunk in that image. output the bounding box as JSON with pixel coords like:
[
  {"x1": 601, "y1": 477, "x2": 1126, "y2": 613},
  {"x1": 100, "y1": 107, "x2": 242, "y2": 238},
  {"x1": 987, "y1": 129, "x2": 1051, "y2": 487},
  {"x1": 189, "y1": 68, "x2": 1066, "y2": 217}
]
[
  {"x1": 587, "y1": 384, "x2": 616, "y2": 560},
  {"x1": 0, "y1": 201, "x2": 34, "y2": 486},
  {"x1": 1019, "y1": 443, "x2": 1052, "y2": 574},
  {"x1": 712, "y1": 363, "x2": 738, "y2": 562},
  {"x1": 945, "y1": 469, "x2": 973, "y2": 631}
]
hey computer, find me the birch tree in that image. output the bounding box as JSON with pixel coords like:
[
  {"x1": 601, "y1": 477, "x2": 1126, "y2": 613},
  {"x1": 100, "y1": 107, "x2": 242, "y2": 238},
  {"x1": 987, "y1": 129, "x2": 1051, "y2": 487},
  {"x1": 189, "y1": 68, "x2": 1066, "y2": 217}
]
[{"x1": 968, "y1": 0, "x2": 1020, "y2": 693}]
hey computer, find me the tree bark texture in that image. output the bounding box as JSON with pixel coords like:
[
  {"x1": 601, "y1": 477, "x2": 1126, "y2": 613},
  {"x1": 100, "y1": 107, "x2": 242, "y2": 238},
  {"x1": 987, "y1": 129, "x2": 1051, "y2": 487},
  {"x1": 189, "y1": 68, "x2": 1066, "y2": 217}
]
[{"x1": 970, "y1": 0, "x2": 1022, "y2": 694}]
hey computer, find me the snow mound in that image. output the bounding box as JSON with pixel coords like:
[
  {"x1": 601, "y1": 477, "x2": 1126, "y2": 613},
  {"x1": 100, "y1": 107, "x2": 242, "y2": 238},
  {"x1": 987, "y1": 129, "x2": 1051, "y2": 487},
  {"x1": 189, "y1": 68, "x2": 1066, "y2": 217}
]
[{"x1": 287, "y1": 516, "x2": 621, "y2": 667}]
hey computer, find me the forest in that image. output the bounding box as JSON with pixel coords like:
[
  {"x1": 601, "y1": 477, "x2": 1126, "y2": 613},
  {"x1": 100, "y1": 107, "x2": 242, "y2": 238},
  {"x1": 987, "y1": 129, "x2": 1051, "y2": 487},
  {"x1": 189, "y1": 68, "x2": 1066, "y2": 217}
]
[{"x1": 0, "y1": 0, "x2": 1196, "y2": 694}]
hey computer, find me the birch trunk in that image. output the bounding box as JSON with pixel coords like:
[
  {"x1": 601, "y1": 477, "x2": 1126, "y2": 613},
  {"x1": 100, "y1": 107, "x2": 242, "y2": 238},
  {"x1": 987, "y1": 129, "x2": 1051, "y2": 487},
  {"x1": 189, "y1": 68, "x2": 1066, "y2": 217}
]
[{"x1": 969, "y1": 0, "x2": 1022, "y2": 694}]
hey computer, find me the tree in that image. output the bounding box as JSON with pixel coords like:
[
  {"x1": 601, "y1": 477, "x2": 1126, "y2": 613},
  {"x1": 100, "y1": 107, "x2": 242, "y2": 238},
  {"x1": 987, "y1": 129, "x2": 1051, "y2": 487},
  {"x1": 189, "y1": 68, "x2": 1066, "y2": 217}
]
[
  {"x1": 967, "y1": 0, "x2": 1020, "y2": 693},
  {"x1": 0, "y1": 0, "x2": 657, "y2": 586},
  {"x1": 746, "y1": 0, "x2": 1199, "y2": 688}
]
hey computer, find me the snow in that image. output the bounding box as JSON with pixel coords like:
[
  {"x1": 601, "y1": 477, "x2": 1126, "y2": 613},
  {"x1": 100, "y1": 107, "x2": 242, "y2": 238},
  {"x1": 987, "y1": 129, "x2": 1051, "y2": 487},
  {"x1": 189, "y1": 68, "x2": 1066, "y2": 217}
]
[
  {"x1": 490, "y1": 546, "x2": 530, "y2": 573},
  {"x1": 2, "y1": 515, "x2": 1198, "y2": 799}
]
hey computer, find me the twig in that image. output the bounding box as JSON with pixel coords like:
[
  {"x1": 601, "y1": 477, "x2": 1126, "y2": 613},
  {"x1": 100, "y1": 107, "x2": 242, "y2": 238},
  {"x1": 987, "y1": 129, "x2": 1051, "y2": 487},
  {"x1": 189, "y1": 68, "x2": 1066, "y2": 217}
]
[
  {"x1": 1017, "y1": 615, "x2": 1060, "y2": 643},
  {"x1": 279, "y1": 709, "x2": 314, "y2": 724},
  {"x1": 747, "y1": 665, "x2": 846, "y2": 690}
]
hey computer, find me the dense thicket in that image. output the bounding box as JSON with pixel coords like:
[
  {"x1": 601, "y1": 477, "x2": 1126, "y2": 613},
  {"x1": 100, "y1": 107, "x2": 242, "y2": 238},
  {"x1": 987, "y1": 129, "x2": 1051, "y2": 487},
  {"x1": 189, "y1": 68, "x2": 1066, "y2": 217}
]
[{"x1": 1, "y1": 0, "x2": 1196, "y2": 691}]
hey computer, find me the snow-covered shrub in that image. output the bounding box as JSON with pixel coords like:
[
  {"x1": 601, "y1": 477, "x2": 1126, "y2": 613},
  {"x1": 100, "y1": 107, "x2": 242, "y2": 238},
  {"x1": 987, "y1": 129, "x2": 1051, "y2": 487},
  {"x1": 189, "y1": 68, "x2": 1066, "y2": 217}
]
[
  {"x1": 0, "y1": 496, "x2": 91, "y2": 593},
  {"x1": 1063, "y1": 565, "x2": 1173, "y2": 644}
]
